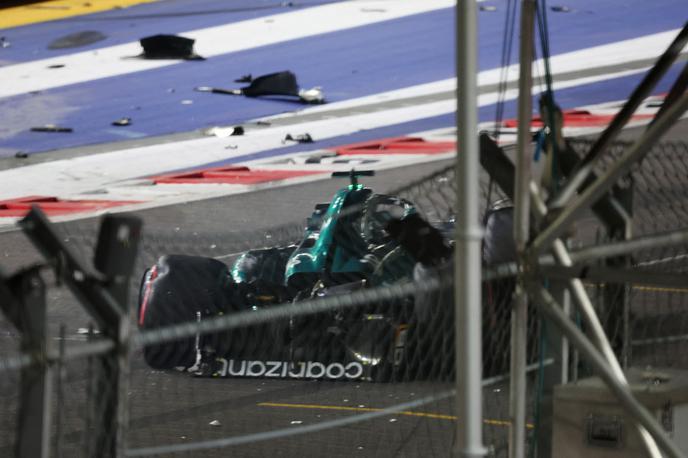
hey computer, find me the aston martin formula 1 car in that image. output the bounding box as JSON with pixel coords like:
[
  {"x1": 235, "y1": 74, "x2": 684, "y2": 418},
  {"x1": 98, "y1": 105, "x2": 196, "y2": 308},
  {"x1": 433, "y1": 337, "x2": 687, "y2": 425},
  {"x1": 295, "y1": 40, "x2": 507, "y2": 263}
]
[{"x1": 138, "y1": 170, "x2": 515, "y2": 381}]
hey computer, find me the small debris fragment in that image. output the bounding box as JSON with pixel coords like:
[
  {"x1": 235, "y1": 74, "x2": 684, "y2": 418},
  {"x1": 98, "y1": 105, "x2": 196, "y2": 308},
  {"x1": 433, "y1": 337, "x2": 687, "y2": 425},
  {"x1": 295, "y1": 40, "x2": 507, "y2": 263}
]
[
  {"x1": 30, "y1": 125, "x2": 73, "y2": 133},
  {"x1": 77, "y1": 328, "x2": 101, "y2": 335},
  {"x1": 14, "y1": 151, "x2": 28, "y2": 159},
  {"x1": 0, "y1": 37, "x2": 10, "y2": 48},
  {"x1": 290, "y1": 420, "x2": 303, "y2": 425},
  {"x1": 138, "y1": 34, "x2": 204, "y2": 60},
  {"x1": 204, "y1": 126, "x2": 244, "y2": 138},
  {"x1": 47, "y1": 64, "x2": 65, "y2": 69},
  {"x1": 551, "y1": 5, "x2": 571, "y2": 12},
  {"x1": 181, "y1": 99, "x2": 193, "y2": 105},
  {"x1": 284, "y1": 133, "x2": 314, "y2": 144},
  {"x1": 480, "y1": 5, "x2": 497, "y2": 11},
  {"x1": 209, "y1": 420, "x2": 221, "y2": 427},
  {"x1": 112, "y1": 117, "x2": 131, "y2": 126},
  {"x1": 256, "y1": 120, "x2": 271, "y2": 126},
  {"x1": 234, "y1": 74, "x2": 252, "y2": 83},
  {"x1": 389, "y1": 418, "x2": 398, "y2": 423},
  {"x1": 225, "y1": 144, "x2": 238, "y2": 150}
]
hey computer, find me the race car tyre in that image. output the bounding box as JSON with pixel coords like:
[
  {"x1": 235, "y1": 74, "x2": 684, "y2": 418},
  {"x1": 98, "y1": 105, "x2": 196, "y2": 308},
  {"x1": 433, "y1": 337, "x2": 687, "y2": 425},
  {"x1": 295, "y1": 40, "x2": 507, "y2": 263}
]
[{"x1": 138, "y1": 254, "x2": 232, "y2": 369}]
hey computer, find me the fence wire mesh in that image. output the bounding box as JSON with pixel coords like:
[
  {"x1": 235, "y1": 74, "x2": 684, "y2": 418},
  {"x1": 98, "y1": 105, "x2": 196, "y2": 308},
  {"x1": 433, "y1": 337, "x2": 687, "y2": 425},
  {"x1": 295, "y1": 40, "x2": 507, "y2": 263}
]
[{"x1": 1, "y1": 138, "x2": 687, "y2": 457}]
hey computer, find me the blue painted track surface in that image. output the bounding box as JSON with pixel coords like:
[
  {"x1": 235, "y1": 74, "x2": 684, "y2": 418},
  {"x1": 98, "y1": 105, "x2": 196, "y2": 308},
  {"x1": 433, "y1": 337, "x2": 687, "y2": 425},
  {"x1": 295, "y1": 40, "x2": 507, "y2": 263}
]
[{"x1": 0, "y1": 0, "x2": 685, "y2": 156}]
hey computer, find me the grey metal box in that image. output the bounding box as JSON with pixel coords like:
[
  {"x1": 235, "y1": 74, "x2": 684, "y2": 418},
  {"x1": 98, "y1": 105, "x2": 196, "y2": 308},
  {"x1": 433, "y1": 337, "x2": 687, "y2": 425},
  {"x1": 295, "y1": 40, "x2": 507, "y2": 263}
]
[{"x1": 552, "y1": 367, "x2": 688, "y2": 457}]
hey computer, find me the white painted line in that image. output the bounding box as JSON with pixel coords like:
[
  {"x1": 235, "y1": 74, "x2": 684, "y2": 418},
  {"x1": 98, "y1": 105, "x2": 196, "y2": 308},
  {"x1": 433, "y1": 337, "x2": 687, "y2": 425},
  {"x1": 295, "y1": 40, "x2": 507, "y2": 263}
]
[
  {"x1": 0, "y1": 0, "x2": 455, "y2": 99},
  {"x1": 263, "y1": 29, "x2": 683, "y2": 121},
  {"x1": 0, "y1": 59, "x2": 669, "y2": 203}
]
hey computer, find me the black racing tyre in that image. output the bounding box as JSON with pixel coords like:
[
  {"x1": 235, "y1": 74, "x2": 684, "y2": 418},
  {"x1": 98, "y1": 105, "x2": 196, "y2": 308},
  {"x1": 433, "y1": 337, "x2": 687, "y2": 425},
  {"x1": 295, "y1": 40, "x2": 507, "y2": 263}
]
[{"x1": 138, "y1": 254, "x2": 231, "y2": 369}]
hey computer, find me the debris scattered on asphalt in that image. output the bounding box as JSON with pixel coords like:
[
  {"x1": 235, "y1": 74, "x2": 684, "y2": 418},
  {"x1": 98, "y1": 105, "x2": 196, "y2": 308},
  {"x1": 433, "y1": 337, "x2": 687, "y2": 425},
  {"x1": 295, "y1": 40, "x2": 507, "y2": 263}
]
[
  {"x1": 138, "y1": 34, "x2": 205, "y2": 60},
  {"x1": 30, "y1": 125, "x2": 73, "y2": 133},
  {"x1": 389, "y1": 418, "x2": 398, "y2": 423},
  {"x1": 234, "y1": 74, "x2": 252, "y2": 83},
  {"x1": 48, "y1": 30, "x2": 106, "y2": 50},
  {"x1": 77, "y1": 328, "x2": 100, "y2": 335},
  {"x1": 0, "y1": 37, "x2": 10, "y2": 48},
  {"x1": 47, "y1": 64, "x2": 65, "y2": 69},
  {"x1": 290, "y1": 420, "x2": 303, "y2": 425},
  {"x1": 284, "y1": 133, "x2": 314, "y2": 144},
  {"x1": 194, "y1": 86, "x2": 239, "y2": 95},
  {"x1": 480, "y1": 5, "x2": 497, "y2": 11},
  {"x1": 14, "y1": 152, "x2": 28, "y2": 159},
  {"x1": 196, "y1": 71, "x2": 325, "y2": 104},
  {"x1": 204, "y1": 126, "x2": 243, "y2": 137},
  {"x1": 209, "y1": 420, "x2": 221, "y2": 427},
  {"x1": 112, "y1": 117, "x2": 132, "y2": 126},
  {"x1": 551, "y1": 5, "x2": 571, "y2": 12}
]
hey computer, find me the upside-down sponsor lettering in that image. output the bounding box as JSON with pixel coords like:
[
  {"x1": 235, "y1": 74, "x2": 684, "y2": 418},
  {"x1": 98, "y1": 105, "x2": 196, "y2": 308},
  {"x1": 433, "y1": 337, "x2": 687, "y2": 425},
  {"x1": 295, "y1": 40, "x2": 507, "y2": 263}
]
[{"x1": 214, "y1": 359, "x2": 364, "y2": 380}]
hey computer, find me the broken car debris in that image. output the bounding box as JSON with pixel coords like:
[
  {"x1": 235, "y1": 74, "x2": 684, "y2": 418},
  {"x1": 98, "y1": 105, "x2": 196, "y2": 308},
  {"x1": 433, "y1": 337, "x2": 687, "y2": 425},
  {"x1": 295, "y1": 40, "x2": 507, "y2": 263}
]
[
  {"x1": 203, "y1": 126, "x2": 244, "y2": 138},
  {"x1": 138, "y1": 34, "x2": 204, "y2": 60},
  {"x1": 284, "y1": 133, "x2": 314, "y2": 144},
  {"x1": 30, "y1": 125, "x2": 73, "y2": 133},
  {"x1": 195, "y1": 71, "x2": 324, "y2": 104},
  {"x1": 112, "y1": 117, "x2": 132, "y2": 126}
]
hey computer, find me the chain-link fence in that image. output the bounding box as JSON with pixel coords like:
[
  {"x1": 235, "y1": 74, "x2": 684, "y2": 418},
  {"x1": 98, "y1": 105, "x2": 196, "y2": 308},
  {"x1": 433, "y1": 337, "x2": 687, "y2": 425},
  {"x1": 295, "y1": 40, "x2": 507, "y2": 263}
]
[{"x1": 1, "y1": 138, "x2": 687, "y2": 457}]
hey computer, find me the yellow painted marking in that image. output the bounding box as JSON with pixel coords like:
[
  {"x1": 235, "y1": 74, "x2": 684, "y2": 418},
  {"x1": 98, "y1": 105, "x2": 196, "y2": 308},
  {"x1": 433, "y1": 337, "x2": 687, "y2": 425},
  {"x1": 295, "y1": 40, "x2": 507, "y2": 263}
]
[
  {"x1": 1, "y1": 0, "x2": 160, "y2": 29},
  {"x1": 582, "y1": 282, "x2": 688, "y2": 294},
  {"x1": 633, "y1": 285, "x2": 688, "y2": 294},
  {"x1": 258, "y1": 402, "x2": 533, "y2": 429}
]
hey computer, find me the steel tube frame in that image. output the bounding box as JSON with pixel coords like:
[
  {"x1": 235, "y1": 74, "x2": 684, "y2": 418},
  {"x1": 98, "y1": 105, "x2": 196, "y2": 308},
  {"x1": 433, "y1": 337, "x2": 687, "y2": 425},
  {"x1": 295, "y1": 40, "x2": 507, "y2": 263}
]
[
  {"x1": 531, "y1": 90, "x2": 688, "y2": 255},
  {"x1": 549, "y1": 23, "x2": 688, "y2": 209},
  {"x1": 540, "y1": 264, "x2": 688, "y2": 289},
  {"x1": 531, "y1": 286, "x2": 683, "y2": 458},
  {"x1": 484, "y1": 228, "x2": 688, "y2": 281},
  {"x1": 567, "y1": 228, "x2": 688, "y2": 264},
  {"x1": 455, "y1": 1, "x2": 486, "y2": 457},
  {"x1": 537, "y1": 181, "x2": 661, "y2": 456},
  {"x1": 509, "y1": 2, "x2": 535, "y2": 457}
]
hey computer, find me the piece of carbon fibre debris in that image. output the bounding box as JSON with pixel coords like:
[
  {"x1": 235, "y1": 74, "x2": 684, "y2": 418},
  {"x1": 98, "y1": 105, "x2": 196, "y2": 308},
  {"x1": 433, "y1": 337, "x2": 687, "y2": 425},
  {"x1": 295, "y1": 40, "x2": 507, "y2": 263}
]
[
  {"x1": 30, "y1": 125, "x2": 73, "y2": 133},
  {"x1": 196, "y1": 71, "x2": 324, "y2": 104},
  {"x1": 138, "y1": 34, "x2": 204, "y2": 60},
  {"x1": 284, "y1": 133, "x2": 314, "y2": 144},
  {"x1": 234, "y1": 74, "x2": 253, "y2": 83},
  {"x1": 112, "y1": 117, "x2": 132, "y2": 126}
]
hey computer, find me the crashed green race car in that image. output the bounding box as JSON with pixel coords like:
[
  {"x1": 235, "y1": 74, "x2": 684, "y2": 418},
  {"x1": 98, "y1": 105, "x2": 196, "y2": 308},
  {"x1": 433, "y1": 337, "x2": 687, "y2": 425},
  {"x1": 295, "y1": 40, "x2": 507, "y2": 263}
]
[{"x1": 138, "y1": 170, "x2": 509, "y2": 381}]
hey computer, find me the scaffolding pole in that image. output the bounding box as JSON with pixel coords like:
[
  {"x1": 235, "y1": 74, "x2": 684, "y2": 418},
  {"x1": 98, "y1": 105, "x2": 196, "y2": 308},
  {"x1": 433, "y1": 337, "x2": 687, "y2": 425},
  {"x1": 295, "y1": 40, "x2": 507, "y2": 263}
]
[
  {"x1": 455, "y1": 1, "x2": 486, "y2": 457},
  {"x1": 510, "y1": 1, "x2": 535, "y2": 457},
  {"x1": 532, "y1": 90, "x2": 688, "y2": 255}
]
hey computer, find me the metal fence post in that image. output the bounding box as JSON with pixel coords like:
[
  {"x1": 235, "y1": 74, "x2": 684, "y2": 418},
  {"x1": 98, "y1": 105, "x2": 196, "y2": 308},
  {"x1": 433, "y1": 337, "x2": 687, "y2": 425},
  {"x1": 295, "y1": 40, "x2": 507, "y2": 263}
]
[
  {"x1": 0, "y1": 266, "x2": 52, "y2": 458},
  {"x1": 19, "y1": 209, "x2": 142, "y2": 458},
  {"x1": 456, "y1": 1, "x2": 487, "y2": 457}
]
